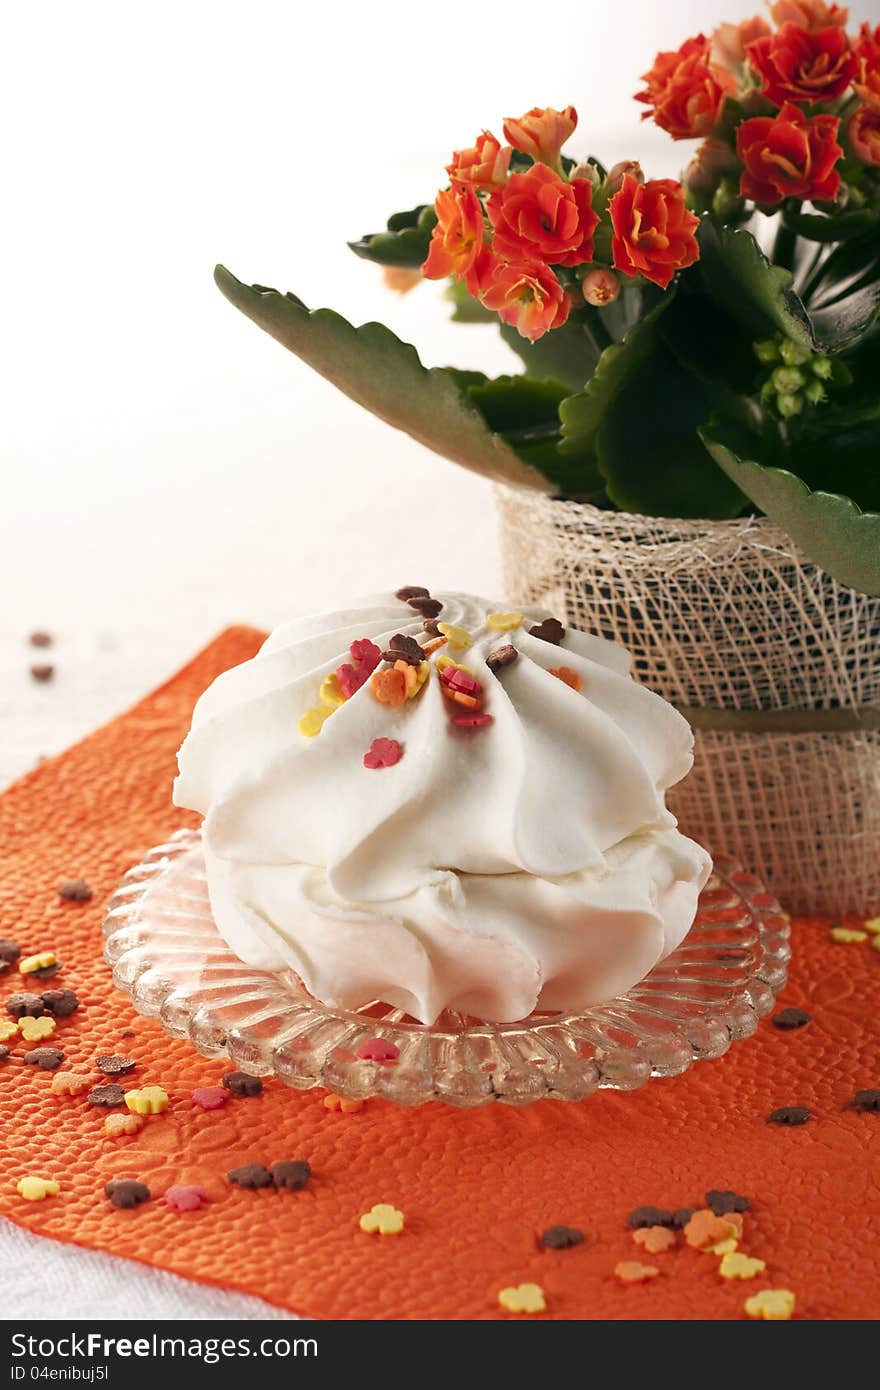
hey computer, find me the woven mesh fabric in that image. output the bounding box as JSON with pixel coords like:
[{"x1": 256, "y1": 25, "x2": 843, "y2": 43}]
[{"x1": 496, "y1": 486, "x2": 880, "y2": 915}]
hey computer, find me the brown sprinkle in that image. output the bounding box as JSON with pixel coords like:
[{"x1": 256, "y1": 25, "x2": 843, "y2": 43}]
[
  {"x1": 97, "y1": 1055, "x2": 136, "y2": 1076},
  {"x1": 540, "y1": 1225, "x2": 584, "y2": 1250},
  {"x1": 0, "y1": 1045, "x2": 9, "y2": 1061},
  {"x1": 23, "y1": 1047, "x2": 64, "y2": 1070},
  {"x1": 30, "y1": 664, "x2": 55, "y2": 683},
  {"x1": 29, "y1": 631, "x2": 53, "y2": 648},
  {"x1": 487, "y1": 645, "x2": 518, "y2": 673},
  {"x1": 853, "y1": 1089, "x2": 880, "y2": 1112},
  {"x1": 270, "y1": 1160, "x2": 311, "y2": 1191},
  {"x1": 387, "y1": 633, "x2": 425, "y2": 666},
  {"x1": 671, "y1": 1208, "x2": 696, "y2": 1229},
  {"x1": 88, "y1": 1083, "x2": 126, "y2": 1107},
  {"x1": 29, "y1": 962, "x2": 62, "y2": 981},
  {"x1": 222, "y1": 1071, "x2": 263, "y2": 1097},
  {"x1": 58, "y1": 879, "x2": 92, "y2": 902},
  {"x1": 706, "y1": 1189, "x2": 750, "y2": 1216},
  {"x1": 772, "y1": 1007, "x2": 811, "y2": 1030},
  {"x1": 6, "y1": 993, "x2": 45, "y2": 1019},
  {"x1": 528, "y1": 617, "x2": 565, "y2": 645},
  {"x1": 40, "y1": 988, "x2": 78, "y2": 1018},
  {"x1": 407, "y1": 596, "x2": 443, "y2": 618},
  {"x1": 395, "y1": 586, "x2": 430, "y2": 602},
  {"x1": 228, "y1": 1163, "x2": 273, "y2": 1189},
  {"x1": 105, "y1": 1179, "x2": 150, "y2": 1209},
  {"x1": 768, "y1": 1105, "x2": 811, "y2": 1125},
  {"x1": 121, "y1": 1029, "x2": 136, "y2": 1039},
  {"x1": 627, "y1": 1206, "x2": 674, "y2": 1229},
  {"x1": 0, "y1": 940, "x2": 21, "y2": 965}
]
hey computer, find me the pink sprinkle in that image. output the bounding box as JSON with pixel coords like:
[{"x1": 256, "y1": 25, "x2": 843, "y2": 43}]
[
  {"x1": 165, "y1": 1184, "x2": 208, "y2": 1213},
  {"x1": 363, "y1": 737, "x2": 403, "y2": 770},
  {"x1": 356, "y1": 1038, "x2": 400, "y2": 1062},
  {"x1": 191, "y1": 1086, "x2": 229, "y2": 1111},
  {"x1": 336, "y1": 662, "x2": 369, "y2": 699},
  {"x1": 452, "y1": 713, "x2": 494, "y2": 728},
  {"x1": 349, "y1": 638, "x2": 382, "y2": 670},
  {"x1": 440, "y1": 666, "x2": 482, "y2": 695}
]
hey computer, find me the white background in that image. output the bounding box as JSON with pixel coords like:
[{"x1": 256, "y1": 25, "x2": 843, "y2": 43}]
[{"x1": 2, "y1": 0, "x2": 868, "y2": 1320}]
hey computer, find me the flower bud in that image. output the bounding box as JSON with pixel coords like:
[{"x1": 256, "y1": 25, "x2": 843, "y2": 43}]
[
  {"x1": 685, "y1": 139, "x2": 735, "y2": 195},
  {"x1": 773, "y1": 366, "x2": 806, "y2": 393},
  {"x1": 812, "y1": 356, "x2": 834, "y2": 380},
  {"x1": 804, "y1": 379, "x2": 826, "y2": 405},
  {"x1": 382, "y1": 267, "x2": 422, "y2": 295},
  {"x1": 604, "y1": 161, "x2": 644, "y2": 197},
  {"x1": 754, "y1": 338, "x2": 781, "y2": 364},
  {"x1": 581, "y1": 267, "x2": 620, "y2": 307},
  {"x1": 570, "y1": 161, "x2": 602, "y2": 190},
  {"x1": 777, "y1": 392, "x2": 804, "y2": 418},
  {"x1": 779, "y1": 339, "x2": 810, "y2": 367}
]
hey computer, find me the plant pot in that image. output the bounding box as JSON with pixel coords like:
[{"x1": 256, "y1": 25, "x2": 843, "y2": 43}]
[{"x1": 496, "y1": 484, "x2": 880, "y2": 916}]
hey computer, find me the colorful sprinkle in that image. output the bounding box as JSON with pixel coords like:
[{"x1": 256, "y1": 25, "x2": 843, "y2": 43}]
[
  {"x1": 529, "y1": 617, "x2": 565, "y2": 645},
  {"x1": 229, "y1": 1164, "x2": 273, "y2": 1189},
  {"x1": 57, "y1": 879, "x2": 92, "y2": 902},
  {"x1": 360, "y1": 1203, "x2": 405, "y2": 1236},
  {"x1": 487, "y1": 645, "x2": 518, "y2": 672},
  {"x1": 270, "y1": 1160, "x2": 311, "y2": 1191},
  {"x1": 632, "y1": 1225, "x2": 677, "y2": 1254},
  {"x1": 771, "y1": 1007, "x2": 811, "y2": 1030},
  {"x1": 442, "y1": 687, "x2": 482, "y2": 710},
  {"x1": 19, "y1": 951, "x2": 58, "y2": 975},
  {"x1": 437, "y1": 622, "x2": 472, "y2": 649},
  {"x1": 51, "y1": 1071, "x2": 93, "y2": 1097},
  {"x1": 370, "y1": 666, "x2": 408, "y2": 707},
  {"x1": 707, "y1": 1234, "x2": 739, "y2": 1256},
  {"x1": 17, "y1": 1177, "x2": 60, "y2": 1201},
  {"x1": 436, "y1": 656, "x2": 473, "y2": 675},
  {"x1": 540, "y1": 1225, "x2": 584, "y2": 1250},
  {"x1": 863, "y1": 916, "x2": 880, "y2": 935},
  {"x1": 298, "y1": 705, "x2": 333, "y2": 738},
  {"x1": 191, "y1": 1086, "x2": 229, "y2": 1111},
  {"x1": 23, "y1": 1047, "x2": 64, "y2": 1070},
  {"x1": 349, "y1": 638, "x2": 382, "y2": 668},
  {"x1": 124, "y1": 1085, "x2": 169, "y2": 1114},
  {"x1": 323, "y1": 1093, "x2": 364, "y2": 1114},
  {"x1": 487, "y1": 612, "x2": 523, "y2": 632},
  {"x1": 356, "y1": 1038, "x2": 400, "y2": 1062},
  {"x1": 363, "y1": 738, "x2": 403, "y2": 770},
  {"x1": 386, "y1": 633, "x2": 425, "y2": 666},
  {"x1": 683, "y1": 1209, "x2": 737, "y2": 1250},
  {"x1": 452, "y1": 713, "x2": 494, "y2": 728},
  {"x1": 88, "y1": 1084, "x2": 125, "y2": 1107},
  {"x1": 768, "y1": 1105, "x2": 811, "y2": 1125},
  {"x1": 440, "y1": 666, "x2": 482, "y2": 696},
  {"x1": 830, "y1": 926, "x2": 867, "y2": 943},
  {"x1": 18, "y1": 1015, "x2": 56, "y2": 1042},
  {"x1": 548, "y1": 666, "x2": 581, "y2": 691},
  {"x1": 719, "y1": 1251, "x2": 765, "y2": 1280},
  {"x1": 627, "y1": 1206, "x2": 674, "y2": 1229},
  {"x1": 422, "y1": 636, "x2": 447, "y2": 656},
  {"x1": 105, "y1": 1179, "x2": 150, "y2": 1209},
  {"x1": 319, "y1": 673, "x2": 345, "y2": 709},
  {"x1": 498, "y1": 1282, "x2": 545, "y2": 1313},
  {"x1": 744, "y1": 1288, "x2": 795, "y2": 1320},
  {"x1": 407, "y1": 596, "x2": 443, "y2": 618},
  {"x1": 0, "y1": 1020, "x2": 19, "y2": 1043},
  {"x1": 104, "y1": 1113, "x2": 144, "y2": 1137},
  {"x1": 222, "y1": 1071, "x2": 263, "y2": 1097},
  {"x1": 706, "y1": 1189, "x2": 750, "y2": 1216},
  {"x1": 165, "y1": 1184, "x2": 208, "y2": 1212},
  {"x1": 97, "y1": 1055, "x2": 136, "y2": 1076},
  {"x1": 335, "y1": 640, "x2": 382, "y2": 700},
  {"x1": 614, "y1": 1261, "x2": 659, "y2": 1284},
  {"x1": 853, "y1": 1089, "x2": 880, "y2": 1111},
  {"x1": 6, "y1": 992, "x2": 44, "y2": 1018},
  {"x1": 0, "y1": 940, "x2": 21, "y2": 964},
  {"x1": 40, "y1": 988, "x2": 78, "y2": 1017},
  {"x1": 395, "y1": 586, "x2": 430, "y2": 602}
]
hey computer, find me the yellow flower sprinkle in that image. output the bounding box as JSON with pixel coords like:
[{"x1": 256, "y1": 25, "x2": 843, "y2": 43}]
[
  {"x1": 862, "y1": 916, "x2": 880, "y2": 935},
  {"x1": 124, "y1": 1086, "x2": 169, "y2": 1115},
  {"x1": 436, "y1": 656, "x2": 473, "y2": 676},
  {"x1": 830, "y1": 927, "x2": 868, "y2": 944},
  {"x1": 17, "y1": 1177, "x2": 60, "y2": 1202},
  {"x1": 720, "y1": 1252, "x2": 765, "y2": 1280},
  {"x1": 744, "y1": 1288, "x2": 795, "y2": 1320},
  {"x1": 19, "y1": 951, "x2": 57, "y2": 975},
  {"x1": 319, "y1": 673, "x2": 345, "y2": 709},
  {"x1": 19, "y1": 1016, "x2": 56, "y2": 1042},
  {"x1": 0, "y1": 1020, "x2": 20, "y2": 1043},
  {"x1": 359, "y1": 1203, "x2": 404, "y2": 1236},
  {"x1": 437, "y1": 622, "x2": 473, "y2": 649},
  {"x1": 298, "y1": 705, "x2": 334, "y2": 738},
  {"x1": 498, "y1": 1282, "x2": 546, "y2": 1313},
  {"x1": 487, "y1": 612, "x2": 523, "y2": 632}
]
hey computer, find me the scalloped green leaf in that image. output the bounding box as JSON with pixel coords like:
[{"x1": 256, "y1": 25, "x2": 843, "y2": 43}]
[
  {"x1": 214, "y1": 266, "x2": 550, "y2": 491},
  {"x1": 348, "y1": 205, "x2": 437, "y2": 267},
  {"x1": 498, "y1": 320, "x2": 601, "y2": 393},
  {"x1": 466, "y1": 376, "x2": 602, "y2": 495},
  {"x1": 782, "y1": 208, "x2": 876, "y2": 243},
  {"x1": 808, "y1": 275, "x2": 880, "y2": 352},
  {"x1": 696, "y1": 219, "x2": 813, "y2": 348},
  {"x1": 701, "y1": 416, "x2": 880, "y2": 594}
]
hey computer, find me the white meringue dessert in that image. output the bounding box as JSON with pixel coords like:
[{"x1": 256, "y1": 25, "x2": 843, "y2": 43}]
[{"x1": 173, "y1": 590, "x2": 711, "y2": 1024}]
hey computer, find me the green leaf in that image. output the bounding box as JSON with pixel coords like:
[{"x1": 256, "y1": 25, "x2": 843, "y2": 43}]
[
  {"x1": 782, "y1": 208, "x2": 876, "y2": 242},
  {"x1": 701, "y1": 415, "x2": 880, "y2": 594},
  {"x1": 214, "y1": 266, "x2": 550, "y2": 491},
  {"x1": 659, "y1": 287, "x2": 760, "y2": 395},
  {"x1": 498, "y1": 320, "x2": 601, "y2": 393},
  {"x1": 696, "y1": 219, "x2": 813, "y2": 348},
  {"x1": 802, "y1": 227, "x2": 880, "y2": 303},
  {"x1": 808, "y1": 276, "x2": 880, "y2": 352},
  {"x1": 466, "y1": 376, "x2": 603, "y2": 495},
  {"x1": 348, "y1": 205, "x2": 437, "y2": 267},
  {"x1": 444, "y1": 280, "x2": 496, "y2": 323},
  {"x1": 594, "y1": 344, "x2": 747, "y2": 519}
]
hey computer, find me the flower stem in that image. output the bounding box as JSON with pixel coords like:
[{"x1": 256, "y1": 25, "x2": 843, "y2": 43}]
[{"x1": 772, "y1": 211, "x2": 798, "y2": 273}]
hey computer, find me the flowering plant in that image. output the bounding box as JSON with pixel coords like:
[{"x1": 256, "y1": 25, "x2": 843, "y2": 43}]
[{"x1": 216, "y1": 2, "x2": 880, "y2": 594}]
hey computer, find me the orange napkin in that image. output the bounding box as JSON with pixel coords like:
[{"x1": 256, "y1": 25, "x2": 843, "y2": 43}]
[{"x1": 0, "y1": 627, "x2": 877, "y2": 1320}]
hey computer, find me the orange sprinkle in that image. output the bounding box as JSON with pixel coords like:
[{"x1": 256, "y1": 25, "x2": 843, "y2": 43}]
[
  {"x1": 614, "y1": 1261, "x2": 659, "y2": 1284},
  {"x1": 549, "y1": 666, "x2": 581, "y2": 691},
  {"x1": 632, "y1": 1225, "x2": 677, "y2": 1254},
  {"x1": 684, "y1": 1209, "x2": 737, "y2": 1250},
  {"x1": 371, "y1": 667, "x2": 408, "y2": 708},
  {"x1": 422, "y1": 636, "x2": 448, "y2": 656},
  {"x1": 440, "y1": 686, "x2": 482, "y2": 710},
  {"x1": 323, "y1": 1094, "x2": 364, "y2": 1115}
]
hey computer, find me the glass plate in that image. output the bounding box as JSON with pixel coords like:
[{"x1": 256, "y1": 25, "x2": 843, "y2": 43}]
[{"x1": 103, "y1": 829, "x2": 791, "y2": 1108}]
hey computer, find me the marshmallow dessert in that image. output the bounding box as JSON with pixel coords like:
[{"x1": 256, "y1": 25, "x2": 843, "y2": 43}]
[{"x1": 173, "y1": 589, "x2": 712, "y2": 1024}]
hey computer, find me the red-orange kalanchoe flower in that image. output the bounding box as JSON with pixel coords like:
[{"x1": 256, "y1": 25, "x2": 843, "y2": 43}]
[
  {"x1": 737, "y1": 101, "x2": 842, "y2": 204},
  {"x1": 422, "y1": 183, "x2": 485, "y2": 282},
  {"x1": 447, "y1": 131, "x2": 511, "y2": 190},
  {"x1": 487, "y1": 164, "x2": 598, "y2": 268},
  {"x1": 479, "y1": 260, "x2": 570, "y2": 341},
  {"x1": 746, "y1": 22, "x2": 856, "y2": 106},
  {"x1": 710, "y1": 17, "x2": 771, "y2": 76},
  {"x1": 854, "y1": 23, "x2": 880, "y2": 109},
  {"x1": 769, "y1": 1, "x2": 848, "y2": 30},
  {"x1": 849, "y1": 105, "x2": 880, "y2": 164},
  {"x1": 609, "y1": 175, "x2": 700, "y2": 291},
  {"x1": 636, "y1": 35, "x2": 728, "y2": 139},
  {"x1": 502, "y1": 106, "x2": 577, "y2": 172}
]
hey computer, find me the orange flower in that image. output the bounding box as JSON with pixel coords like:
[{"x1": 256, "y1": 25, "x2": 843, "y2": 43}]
[
  {"x1": 422, "y1": 183, "x2": 485, "y2": 282},
  {"x1": 609, "y1": 175, "x2": 699, "y2": 291},
  {"x1": 854, "y1": 23, "x2": 880, "y2": 109},
  {"x1": 447, "y1": 131, "x2": 511, "y2": 190},
  {"x1": 737, "y1": 101, "x2": 842, "y2": 204},
  {"x1": 502, "y1": 106, "x2": 577, "y2": 172},
  {"x1": 636, "y1": 35, "x2": 728, "y2": 139},
  {"x1": 769, "y1": 1, "x2": 848, "y2": 29},
  {"x1": 382, "y1": 266, "x2": 422, "y2": 294},
  {"x1": 849, "y1": 105, "x2": 880, "y2": 164},
  {"x1": 479, "y1": 260, "x2": 570, "y2": 342},
  {"x1": 746, "y1": 22, "x2": 856, "y2": 106},
  {"x1": 487, "y1": 164, "x2": 598, "y2": 268}
]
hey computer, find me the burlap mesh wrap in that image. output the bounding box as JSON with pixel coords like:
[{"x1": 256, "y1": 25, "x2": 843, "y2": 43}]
[{"x1": 496, "y1": 484, "x2": 880, "y2": 915}]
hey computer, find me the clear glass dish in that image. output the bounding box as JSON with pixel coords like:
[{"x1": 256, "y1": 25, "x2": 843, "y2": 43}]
[{"x1": 103, "y1": 829, "x2": 791, "y2": 1107}]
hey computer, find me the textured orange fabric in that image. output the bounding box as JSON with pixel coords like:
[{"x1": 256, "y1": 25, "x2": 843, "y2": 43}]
[{"x1": 1, "y1": 627, "x2": 878, "y2": 1321}]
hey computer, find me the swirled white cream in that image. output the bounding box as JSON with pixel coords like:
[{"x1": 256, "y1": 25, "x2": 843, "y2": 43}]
[{"x1": 174, "y1": 592, "x2": 711, "y2": 1023}]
